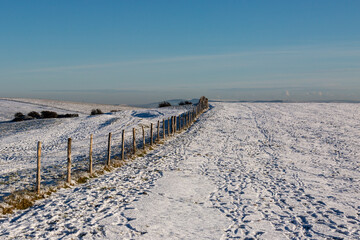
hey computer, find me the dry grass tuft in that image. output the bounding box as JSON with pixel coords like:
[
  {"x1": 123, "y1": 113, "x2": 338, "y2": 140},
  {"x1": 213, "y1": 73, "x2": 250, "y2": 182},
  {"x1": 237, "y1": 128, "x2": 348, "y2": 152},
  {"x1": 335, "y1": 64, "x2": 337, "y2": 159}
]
[
  {"x1": 104, "y1": 165, "x2": 112, "y2": 172},
  {"x1": 76, "y1": 176, "x2": 88, "y2": 184},
  {"x1": 1, "y1": 189, "x2": 46, "y2": 215},
  {"x1": 112, "y1": 160, "x2": 125, "y2": 168}
]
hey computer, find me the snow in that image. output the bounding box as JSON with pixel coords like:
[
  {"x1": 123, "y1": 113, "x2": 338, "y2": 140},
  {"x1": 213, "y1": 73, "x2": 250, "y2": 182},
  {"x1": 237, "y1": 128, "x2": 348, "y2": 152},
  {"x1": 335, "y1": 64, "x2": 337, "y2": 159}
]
[
  {"x1": 1, "y1": 101, "x2": 360, "y2": 239},
  {"x1": 0, "y1": 98, "x2": 189, "y2": 203}
]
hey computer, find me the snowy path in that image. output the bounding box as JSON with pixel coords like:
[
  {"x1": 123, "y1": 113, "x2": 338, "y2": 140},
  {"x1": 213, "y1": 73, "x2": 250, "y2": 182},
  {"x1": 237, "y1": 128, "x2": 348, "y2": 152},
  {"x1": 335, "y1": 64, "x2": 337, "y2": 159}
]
[
  {"x1": 1, "y1": 102, "x2": 360, "y2": 239},
  {"x1": 125, "y1": 156, "x2": 231, "y2": 239}
]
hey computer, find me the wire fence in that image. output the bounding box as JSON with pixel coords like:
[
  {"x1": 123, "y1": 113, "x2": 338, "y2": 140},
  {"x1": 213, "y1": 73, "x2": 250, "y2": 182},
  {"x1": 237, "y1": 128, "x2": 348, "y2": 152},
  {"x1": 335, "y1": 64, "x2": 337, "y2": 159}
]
[{"x1": 34, "y1": 98, "x2": 209, "y2": 194}]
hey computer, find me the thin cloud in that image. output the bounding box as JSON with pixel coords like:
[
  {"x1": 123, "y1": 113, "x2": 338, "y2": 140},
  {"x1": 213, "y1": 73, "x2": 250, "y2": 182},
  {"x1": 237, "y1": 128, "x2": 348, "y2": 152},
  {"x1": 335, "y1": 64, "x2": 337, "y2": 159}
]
[
  {"x1": 33, "y1": 89, "x2": 143, "y2": 93},
  {"x1": 23, "y1": 44, "x2": 360, "y2": 73},
  {"x1": 26, "y1": 50, "x2": 303, "y2": 73}
]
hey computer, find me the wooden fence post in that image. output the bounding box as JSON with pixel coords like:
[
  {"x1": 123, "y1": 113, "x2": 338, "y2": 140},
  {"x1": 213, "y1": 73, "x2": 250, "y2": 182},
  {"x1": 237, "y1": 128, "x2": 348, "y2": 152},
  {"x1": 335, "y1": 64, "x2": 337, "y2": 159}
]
[
  {"x1": 180, "y1": 114, "x2": 182, "y2": 130},
  {"x1": 133, "y1": 128, "x2": 136, "y2": 154},
  {"x1": 175, "y1": 116, "x2": 177, "y2": 132},
  {"x1": 89, "y1": 134, "x2": 93, "y2": 174},
  {"x1": 163, "y1": 119, "x2": 165, "y2": 140},
  {"x1": 36, "y1": 141, "x2": 41, "y2": 194},
  {"x1": 150, "y1": 123, "x2": 153, "y2": 146},
  {"x1": 171, "y1": 116, "x2": 173, "y2": 134},
  {"x1": 157, "y1": 120, "x2": 160, "y2": 142},
  {"x1": 188, "y1": 112, "x2": 190, "y2": 127},
  {"x1": 67, "y1": 138, "x2": 72, "y2": 184},
  {"x1": 121, "y1": 130, "x2": 125, "y2": 160},
  {"x1": 179, "y1": 114, "x2": 183, "y2": 131},
  {"x1": 167, "y1": 118, "x2": 170, "y2": 136},
  {"x1": 173, "y1": 116, "x2": 176, "y2": 134},
  {"x1": 142, "y1": 126, "x2": 145, "y2": 150},
  {"x1": 107, "y1": 133, "x2": 112, "y2": 166},
  {"x1": 170, "y1": 116, "x2": 174, "y2": 136},
  {"x1": 176, "y1": 116, "x2": 178, "y2": 132}
]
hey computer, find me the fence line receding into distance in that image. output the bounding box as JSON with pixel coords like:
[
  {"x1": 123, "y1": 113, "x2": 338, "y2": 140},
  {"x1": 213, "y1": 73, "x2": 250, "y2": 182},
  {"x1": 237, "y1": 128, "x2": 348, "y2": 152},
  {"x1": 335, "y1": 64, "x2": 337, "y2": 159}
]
[{"x1": 34, "y1": 96, "x2": 209, "y2": 195}]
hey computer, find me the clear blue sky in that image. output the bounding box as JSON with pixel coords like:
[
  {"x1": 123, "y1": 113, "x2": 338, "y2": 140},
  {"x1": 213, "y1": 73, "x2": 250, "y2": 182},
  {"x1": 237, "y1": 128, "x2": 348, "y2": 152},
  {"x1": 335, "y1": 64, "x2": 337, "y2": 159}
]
[{"x1": 1, "y1": 0, "x2": 360, "y2": 104}]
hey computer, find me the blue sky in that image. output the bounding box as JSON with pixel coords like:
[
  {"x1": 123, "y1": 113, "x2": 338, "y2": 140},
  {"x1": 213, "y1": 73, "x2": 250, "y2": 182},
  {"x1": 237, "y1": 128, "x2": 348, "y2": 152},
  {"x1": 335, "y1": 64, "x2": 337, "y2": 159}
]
[{"x1": 1, "y1": 0, "x2": 360, "y2": 104}]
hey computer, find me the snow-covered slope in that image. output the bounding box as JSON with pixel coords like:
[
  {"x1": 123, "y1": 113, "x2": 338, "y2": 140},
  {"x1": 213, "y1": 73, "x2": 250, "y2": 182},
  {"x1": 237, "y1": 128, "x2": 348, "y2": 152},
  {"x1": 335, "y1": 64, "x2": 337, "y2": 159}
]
[
  {"x1": 0, "y1": 98, "x2": 190, "y2": 203},
  {"x1": 1, "y1": 102, "x2": 360, "y2": 239}
]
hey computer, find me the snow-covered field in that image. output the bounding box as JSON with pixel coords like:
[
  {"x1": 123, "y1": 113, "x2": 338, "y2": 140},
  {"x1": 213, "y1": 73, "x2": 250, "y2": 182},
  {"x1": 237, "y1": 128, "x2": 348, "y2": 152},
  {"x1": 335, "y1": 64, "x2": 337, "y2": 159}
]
[
  {"x1": 0, "y1": 98, "x2": 189, "y2": 204},
  {"x1": 1, "y1": 101, "x2": 360, "y2": 239}
]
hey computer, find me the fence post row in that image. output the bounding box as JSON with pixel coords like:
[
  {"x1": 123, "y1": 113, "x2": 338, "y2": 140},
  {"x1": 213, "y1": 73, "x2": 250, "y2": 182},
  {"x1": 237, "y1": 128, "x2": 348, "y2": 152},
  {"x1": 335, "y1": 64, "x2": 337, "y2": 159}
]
[{"x1": 34, "y1": 97, "x2": 209, "y2": 192}]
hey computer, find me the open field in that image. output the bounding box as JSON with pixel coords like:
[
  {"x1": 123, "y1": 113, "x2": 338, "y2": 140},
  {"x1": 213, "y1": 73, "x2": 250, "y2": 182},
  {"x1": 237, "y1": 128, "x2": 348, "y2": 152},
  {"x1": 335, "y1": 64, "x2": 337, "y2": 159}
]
[{"x1": 0, "y1": 101, "x2": 359, "y2": 239}]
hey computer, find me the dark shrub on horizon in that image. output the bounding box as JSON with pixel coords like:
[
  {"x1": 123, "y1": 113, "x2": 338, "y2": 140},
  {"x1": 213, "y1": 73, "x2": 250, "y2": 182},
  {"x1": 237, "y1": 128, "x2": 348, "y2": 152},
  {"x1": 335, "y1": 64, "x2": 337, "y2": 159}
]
[
  {"x1": 41, "y1": 111, "x2": 58, "y2": 119},
  {"x1": 12, "y1": 112, "x2": 26, "y2": 122},
  {"x1": 179, "y1": 100, "x2": 192, "y2": 106},
  {"x1": 158, "y1": 101, "x2": 171, "y2": 108},
  {"x1": 91, "y1": 109, "x2": 103, "y2": 115},
  {"x1": 27, "y1": 111, "x2": 41, "y2": 119},
  {"x1": 14, "y1": 112, "x2": 25, "y2": 119},
  {"x1": 58, "y1": 113, "x2": 79, "y2": 118}
]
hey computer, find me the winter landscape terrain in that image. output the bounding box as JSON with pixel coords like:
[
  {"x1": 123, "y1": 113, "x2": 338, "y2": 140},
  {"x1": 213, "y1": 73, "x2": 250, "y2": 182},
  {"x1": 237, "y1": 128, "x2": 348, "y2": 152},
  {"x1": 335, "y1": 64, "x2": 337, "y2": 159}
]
[{"x1": 0, "y1": 99, "x2": 360, "y2": 239}]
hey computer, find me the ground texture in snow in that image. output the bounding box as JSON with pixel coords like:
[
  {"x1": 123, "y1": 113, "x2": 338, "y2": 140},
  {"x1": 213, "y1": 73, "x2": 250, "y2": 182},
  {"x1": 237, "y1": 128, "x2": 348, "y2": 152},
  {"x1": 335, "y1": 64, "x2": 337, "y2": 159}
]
[{"x1": 1, "y1": 102, "x2": 360, "y2": 239}]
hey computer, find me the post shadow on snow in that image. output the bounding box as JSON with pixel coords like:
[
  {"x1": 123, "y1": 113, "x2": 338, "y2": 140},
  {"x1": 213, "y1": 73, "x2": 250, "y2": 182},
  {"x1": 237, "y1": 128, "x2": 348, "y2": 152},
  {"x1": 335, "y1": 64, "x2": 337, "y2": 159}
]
[{"x1": 98, "y1": 118, "x2": 120, "y2": 129}]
